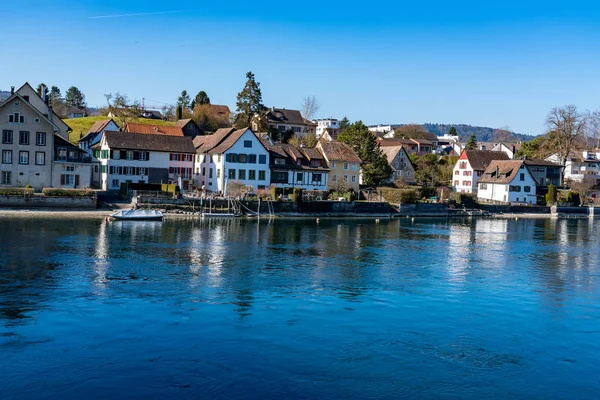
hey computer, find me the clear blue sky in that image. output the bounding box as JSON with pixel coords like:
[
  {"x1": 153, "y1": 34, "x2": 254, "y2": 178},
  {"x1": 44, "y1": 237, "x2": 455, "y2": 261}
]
[{"x1": 2, "y1": 0, "x2": 600, "y2": 135}]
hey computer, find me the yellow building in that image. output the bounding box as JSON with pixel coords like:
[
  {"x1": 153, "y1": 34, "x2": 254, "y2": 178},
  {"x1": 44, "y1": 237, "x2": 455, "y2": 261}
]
[{"x1": 316, "y1": 141, "x2": 362, "y2": 192}]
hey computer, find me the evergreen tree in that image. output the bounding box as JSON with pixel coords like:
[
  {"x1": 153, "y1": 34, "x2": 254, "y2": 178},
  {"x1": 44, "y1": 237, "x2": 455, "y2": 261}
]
[
  {"x1": 176, "y1": 105, "x2": 183, "y2": 120},
  {"x1": 50, "y1": 86, "x2": 62, "y2": 101},
  {"x1": 448, "y1": 126, "x2": 457, "y2": 136},
  {"x1": 177, "y1": 90, "x2": 191, "y2": 109},
  {"x1": 191, "y1": 91, "x2": 210, "y2": 108},
  {"x1": 36, "y1": 83, "x2": 46, "y2": 97},
  {"x1": 338, "y1": 121, "x2": 393, "y2": 185},
  {"x1": 65, "y1": 86, "x2": 86, "y2": 109},
  {"x1": 339, "y1": 116, "x2": 350, "y2": 132},
  {"x1": 235, "y1": 71, "x2": 265, "y2": 130},
  {"x1": 546, "y1": 184, "x2": 557, "y2": 205},
  {"x1": 465, "y1": 134, "x2": 477, "y2": 150}
]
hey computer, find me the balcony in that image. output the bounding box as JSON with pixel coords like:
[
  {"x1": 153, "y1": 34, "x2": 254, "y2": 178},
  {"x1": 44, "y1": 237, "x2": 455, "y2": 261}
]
[{"x1": 54, "y1": 155, "x2": 92, "y2": 163}]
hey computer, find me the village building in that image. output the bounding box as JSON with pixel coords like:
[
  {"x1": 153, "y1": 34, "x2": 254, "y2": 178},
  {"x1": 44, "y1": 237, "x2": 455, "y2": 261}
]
[
  {"x1": 546, "y1": 150, "x2": 600, "y2": 184},
  {"x1": 125, "y1": 123, "x2": 184, "y2": 136},
  {"x1": 193, "y1": 128, "x2": 271, "y2": 194},
  {"x1": 175, "y1": 119, "x2": 202, "y2": 137},
  {"x1": 477, "y1": 160, "x2": 538, "y2": 205},
  {"x1": 491, "y1": 142, "x2": 522, "y2": 159},
  {"x1": 254, "y1": 107, "x2": 308, "y2": 136},
  {"x1": 316, "y1": 141, "x2": 361, "y2": 192},
  {"x1": 522, "y1": 158, "x2": 562, "y2": 188},
  {"x1": 79, "y1": 119, "x2": 119, "y2": 188},
  {"x1": 379, "y1": 144, "x2": 416, "y2": 184},
  {"x1": 93, "y1": 131, "x2": 195, "y2": 191},
  {"x1": 52, "y1": 135, "x2": 93, "y2": 189},
  {"x1": 266, "y1": 144, "x2": 329, "y2": 193},
  {"x1": 453, "y1": 150, "x2": 510, "y2": 193},
  {"x1": 314, "y1": 118, "x2": 341, "y2": 139}
]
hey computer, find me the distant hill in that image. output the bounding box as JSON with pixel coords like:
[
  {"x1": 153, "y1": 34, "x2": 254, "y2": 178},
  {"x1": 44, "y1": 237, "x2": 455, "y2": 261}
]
[
  {"x1": 422, "y1": 123, "x2": 534, "y2": 143},
  {"x1": 0, "y1": 90, "x2": 10, "y2": 102}
]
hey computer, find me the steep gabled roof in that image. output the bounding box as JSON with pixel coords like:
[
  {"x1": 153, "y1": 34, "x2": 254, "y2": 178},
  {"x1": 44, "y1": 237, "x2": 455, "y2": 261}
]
[
  {"x1": 0, "y1": 92, "x2": 61, "y2": 133},
  {"x1": 210, "y1": 105, "x2": 231, "y2": 115},
  {"x1": 522, "y1": 158, "x2": 562, "y2": 167},
  {"x1": 318, "y1": 141, "x2": 362, "y2": 163},
  {"x1": 378, "y1": 138, "x2": 415, "y2": 147},
  {"x1": 478, "y1": 160, "x2": 534, "y2": 184},
  {"x1": 463, "y1": 150, "x2": 510, "y2": 170},
  {"x1": 194, "y1": 128, "x2": 235, "y2": 153},
  {"x1": 300, "y1": 147, "x2": 324, "y2": 161},
  {"x1": 211, "y1": 128, "x2": 257, "y2": 154},
  {"x1": 101, "y1": 131, "x2": 195, "y2": 153},
  {"x1": 125, "y1": 123, "x2": 183, "y2": 136}
]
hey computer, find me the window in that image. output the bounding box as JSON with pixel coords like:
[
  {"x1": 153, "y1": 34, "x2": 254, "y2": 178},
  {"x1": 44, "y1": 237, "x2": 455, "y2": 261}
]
[
  {"x1": 8, "y1": 113, "x2": 24, "y2": 123},
  {"x1": 113, "y1": 150, "x2": 120, "y2": 160},
  {"x1": 331, "y1": 162, "x2": 336, "y2": 169},
  {"x1": 455, "y1": 170, "x2": 459, "y2": 175},
  {"x1": 61, "y1": 174, "x2": 75, "y2": 186},
  {"x1": 344, "y1": 162, "x2": 349, "y2": 170},
  {"x1": 454, "y1": 180, "x2": 459, "y2": 186},
  {"x1": 35, "y1": 152, "x2": 45, "y2": 165},
  {"x1": 101, "y1": 165, "x2": 106, "y2": 173},
  {"x1": 407, "y1": 171, "x2": 411, "y2": 176},
  {"x1": 459, "y1": 162, "x2": 467, "y2": 169},
  {"x1": 312, "y1": 173, "x2": 322, "y2": 183},
  {"x1": 519, "y1": 173, "x2": 525, "y2": 181},
  {"x1": 36, "y1": 132, "x2": 46, "y2": 146},
  {"x1": 217, "y1": 169, "x2": 221, "y2": 178},
  {"x1": 2, "y1": 150, "x2": 12, "y2": 164},
  {"x1": 258, "y1": 170, "x2": 266, "y2": 180},
  {"x1": 332, "y1": 174, "x2": 337, "y2": 182},
  {"x1": 524, "y1": 186, "x2": 531, "y2": 193},
  {"x1": 19, "y1": 131, "x2": 29, "y2": 145},
  {"x1": 1, "y1": 171, "x2": 11, "y2": 185},
  {"x1": 352, "y1": 163, "x2": 358, "y2": 171},
  {"x1": 275, "y1": 158, "x2": 285, "y2": 165},
  {"x1": 480, "y1": 184, "x2": 487, "y2": 190},
  {"x1": 463, "y1": 180, "x2": 469, "y2": 186},
  {"x1": 344, "y1": 175, "x2": 348, "y2": 182},
  {"x1": 259, "y1": 155, "x2": 267, "y2": 164},
  {"x1": 248, "y1": 170, "x2": 256, "y2": 180},
  {"x1": 238, "y1": 169, "x2": 246, "y2": 180},
  {"x1": 2, "y1": 130, "x2": 13, "y2": 144},
  {"x1": 248, "y1": 154, "x2": 257, "y2": 163},
  {"x1": 19, "y1": 151, "x2": 29, "y2": 165},
  {"x1": 239, "y1": 154, "x2": 247, "y2": 163},
  {"x1": 101, "y1": 150, "x2": 109, "y2": 159},
  {"x1": 209, "y1": 168, "x2": 213, "y2": 178},
  {"x1": 228, "y1": 169, "x2": 236, "y2": 179},
  {"x1": 296, "y1": 172, "x2": 303, "y2": 182},
  {"x1": 244, "y1": 140, "x2": 252, "y2": 148},
  {"x1": 112, "y1": 179, "x2": 120, "y2": 188},
  {"x1": 127, "y1": 151, "x2": 134, "y2": 160}
]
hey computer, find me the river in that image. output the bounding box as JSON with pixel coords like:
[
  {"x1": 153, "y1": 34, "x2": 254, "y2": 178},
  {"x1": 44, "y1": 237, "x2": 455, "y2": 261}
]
[{"x1": 0, "y1": 216, "x2": 599, "y2": 399}]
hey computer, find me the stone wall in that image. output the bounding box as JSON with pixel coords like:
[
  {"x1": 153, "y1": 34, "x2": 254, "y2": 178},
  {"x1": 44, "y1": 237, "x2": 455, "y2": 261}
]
[{"x1": 0, "y1": 195, "x2": 97, "y2": 209}]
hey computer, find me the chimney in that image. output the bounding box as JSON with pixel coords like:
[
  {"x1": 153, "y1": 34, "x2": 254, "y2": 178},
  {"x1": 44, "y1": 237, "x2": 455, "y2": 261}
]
[
  {"x1": 43, "y1": 86, "x2": 49, "y2": 104},
  {"x1": 47, "y1": 103, "x2": 53, "y2": 121},
  {"x1": 10, "y1": 86, "x2": 14, "y2": 95}
]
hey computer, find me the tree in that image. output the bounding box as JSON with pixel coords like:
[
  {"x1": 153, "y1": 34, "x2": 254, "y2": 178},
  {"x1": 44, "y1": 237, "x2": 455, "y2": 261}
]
[
  {"x1": 393, "y1": 124, "x2": 431, "y2": 140},
  {"x1": 176, "y1": 105, "x2": 183, "y2": 120},
  {"x1": 163, "y1": 105, "x2": 176, "y2": 121},
  {"x1": 584, "y1": 110, "x2": 600, "y2": 149},
  {"x1": 569, "y1": 175, "x2": 596, "y2": 204},
  {"x1": 447, "y1": 126, "x2": 457, "y2": 137},
  {"x1": 515, "y1": 136, "x2": 547, "y2": 159},
  {"x1": 191, "y1": 91, "x2": 210, "y2": 108},
  {"x1": 105, "y1": 92, "x2": 140, "y2": 130},
  {"x1": 49, "y1": 86, "x2": 62, "y2": 101},
  {"x1": 546, "y1": 184, "x2": 557, "y2": 205},
  {"x1": 235, "y1": 71, "x2": 265, "y2": 130},
  {"x1": 411, "y1": 154, "x2": 456, "y2": 195},
  {"x1": 338, "y1": 121, "x2": 392, "y2": 185},
  {"x1": 301, "y1": 95, "x2": 320, "y2": 120},
  {"x1": 177, "y1": 90, "x2": 191, "y2": 109},
  {"x1": 491, "y1": 126, "x2": 514, "y2": 142},
  {"x1": 546, "y1": 105, "x2": 586, "y2": 183},
  {"x1": 36, "y1": 83, "x2": 47, "y2": 97},
  {"x1": 339, "y1": 117, "x2": 350, "y2": 132},
  {"x1": 303, "y1": 132, "x2": 318, "y2": 148},
  {"x1": 465, "y1": 134, "x2": 477, "y2": 150},
  {"x1": 65, "y1": 86, "x2": 86, "y2": 109}
]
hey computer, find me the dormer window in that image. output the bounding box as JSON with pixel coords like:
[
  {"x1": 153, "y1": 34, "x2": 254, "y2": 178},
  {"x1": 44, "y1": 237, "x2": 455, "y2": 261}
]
[{"x1": 8, "y1": 113, "x2": 24, "y2": 124}]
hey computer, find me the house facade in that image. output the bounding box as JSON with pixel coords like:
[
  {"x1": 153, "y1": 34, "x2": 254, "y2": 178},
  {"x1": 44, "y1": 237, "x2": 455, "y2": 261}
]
[
  {"x1": 194, "y1": 128, "x2": 271, "y2": 194},
  {"x1": 522, "y1": 158, "x2": 562, "y2": 188},
  {"x1": 175, "y1": 119, "x2": 202, "y2": 137},
  {"x1": 267, "y1": 144, "x2": 329, "y2": 192},
  {"x1": 453, "y1": 150, "x2": 510, "y2": 193},
  {"x1": 477, "y1": 160, "x2": 538, "y2": 204},
  {"x1": 79, "y1": 119, "x2": 119, "y2": 187},
  {"x1": 491, "y1": 142, "x2": 522, "y2": 159},
  {"x1": 94, "y1": 131, "x2": 195, "y2": 191},
  {"x1": 52, "y1": 135, "x2": 93, "y2": 189},
  {"x1": 315, "y1": 119, "x2": 340, "y2": 139},
  {"x1": 0, "y1": 90, "x2": 62, "y2": 189},
  {"x1": 254, "y1": 108, "x2": 308, "y2": 136},
  {"x1": 546, "y1": 151, "x2": 600, "y2": 184},
  {"x1": 316, "y1": 141, "x2": 361, "y2": 192},
  {"x1": 380, "y1": 144, "x2": 416, "y2": 184}
]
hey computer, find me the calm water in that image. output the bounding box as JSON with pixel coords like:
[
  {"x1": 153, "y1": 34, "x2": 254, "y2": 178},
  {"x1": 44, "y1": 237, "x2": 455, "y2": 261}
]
[{"x1": 0, "y1": 216, "x2": 599, "y2": 399}]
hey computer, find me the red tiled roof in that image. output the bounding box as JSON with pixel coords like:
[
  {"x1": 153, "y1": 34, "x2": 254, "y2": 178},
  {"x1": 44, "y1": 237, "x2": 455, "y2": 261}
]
[{"x1": 126, "y1": 123, "x2": 183, "y2": 136}]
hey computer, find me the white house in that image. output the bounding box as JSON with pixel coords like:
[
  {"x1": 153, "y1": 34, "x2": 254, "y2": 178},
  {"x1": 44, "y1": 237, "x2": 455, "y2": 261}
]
[
  {"x1": 193, "y1": 128, "x2": 271, "y2": 194},
  {"x1": 314, "y1": 118, "x2": 340, "y2": 139},
  {"x1": 546, "y1": 150, "x2": 600, "y2": 183},
  {"x1": 368, "y1": 125, "x2": 398, "y2": 139},
  {"x1": 79, "y1": 119, "x2": 119, "y2": 187},
  {"x1": 491, "y1": 142, "x2": 522, "y2": 159},
  {"x1": 477, "y1": 160, "x2": 538, "y2": 205},
  {"x1": 94, "y1": 131, "x2": 195, "y2": 191},
  {"x1": 453, "y1": 150, "x2": 510, "y2": 193},
  {"x1": 266, "y1": 144, "x2": 329, "y2": 191}
]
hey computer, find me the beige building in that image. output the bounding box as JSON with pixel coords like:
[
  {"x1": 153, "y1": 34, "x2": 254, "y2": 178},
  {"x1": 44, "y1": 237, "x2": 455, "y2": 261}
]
[{"x1": 316, "y1": 141, "x2": 362, "y2": 192}]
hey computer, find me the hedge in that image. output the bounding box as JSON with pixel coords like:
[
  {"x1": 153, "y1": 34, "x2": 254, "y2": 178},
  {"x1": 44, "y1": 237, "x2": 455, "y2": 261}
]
[
  {"x1": 377, "y1": 187, "x2": 418, "y2": 204},
  {"x1": 42, "y1": 188, "x2": 95, "y2": 197},
  {"x1": 0, "y1": 188, "x2": 34, "y2": 196}
]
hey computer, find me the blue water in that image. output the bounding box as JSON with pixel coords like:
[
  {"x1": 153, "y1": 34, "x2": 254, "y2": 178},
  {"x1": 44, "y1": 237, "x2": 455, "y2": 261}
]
[{"x1": 0, "y1": 216, "x2": 599, "y2": 399}]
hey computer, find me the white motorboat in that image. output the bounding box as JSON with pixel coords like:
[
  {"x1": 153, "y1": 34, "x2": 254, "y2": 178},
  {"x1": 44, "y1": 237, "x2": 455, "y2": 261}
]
[{"x1": 111, "y1": 209, "x2": 164, "y2": 221}]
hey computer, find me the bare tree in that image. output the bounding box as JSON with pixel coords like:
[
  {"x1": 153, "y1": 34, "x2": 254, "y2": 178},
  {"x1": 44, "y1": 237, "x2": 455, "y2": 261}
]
[
  {"x1": 491, "y1": 126, "x2": 514, "y2": 142},
  {"x1": 546, "y1": 105, "x2": 586, "y2": 183},
  {"x1": 301, "y1": 96, "x2": 320, "y2": 120},
  {"x1": 570, "y1": 175, "x2": 597, "y2": 205},
  {"x1": 584, "y1": 110, "x2": 600, "y2": 149},
  {"x1": 105, "y1": 92, "x2": 140, "y2": 130}
]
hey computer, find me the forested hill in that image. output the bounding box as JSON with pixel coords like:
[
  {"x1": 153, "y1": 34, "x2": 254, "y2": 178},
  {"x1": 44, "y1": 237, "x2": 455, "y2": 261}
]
[{"x1": 422, "y1": 123, "x2": 534, "y2": 142}]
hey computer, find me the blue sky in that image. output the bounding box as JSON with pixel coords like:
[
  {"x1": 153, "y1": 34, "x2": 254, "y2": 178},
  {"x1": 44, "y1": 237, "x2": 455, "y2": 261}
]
[{"x1": 2, "y1": 0, "x2": 600, "y2": 135}]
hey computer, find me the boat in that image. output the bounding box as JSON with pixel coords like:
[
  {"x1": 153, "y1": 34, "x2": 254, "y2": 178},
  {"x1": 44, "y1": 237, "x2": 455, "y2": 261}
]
[{"x1": 111, "y1": 209, "x2": 164, "y2": 221}]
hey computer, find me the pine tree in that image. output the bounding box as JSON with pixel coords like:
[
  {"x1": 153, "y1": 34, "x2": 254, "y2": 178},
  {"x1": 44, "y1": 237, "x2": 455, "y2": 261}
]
[
  {"x1": 338, "y1": 121, "x2": 393, "y2": 185},
  {"x1": 465, "y1": 134, "x2": 477, "y2": 150},
  {"x1": 49, "y1": 86, "x2": 62, "y2": 101},
  {"x1": 235, "y1": 71, "x2": 265, "y2": 130},
  {"x1": 65, "y1": 86, "x2": 86, "y2": 109},
  {"x1": 339, "y1": 117, "x2": 350, "y2": 132},
  {"x1": 177, "y1": 90, "x2": 191, "y2": 109},
  {"x1": 448, "y1": 126, "x2": 457, "y2": 136},
  {"x1": 176, "y1": 105, "x2": 183, "y2": 120},
  {"x1": 191, "y1": 91, "x2": 210, "y2": 108}
]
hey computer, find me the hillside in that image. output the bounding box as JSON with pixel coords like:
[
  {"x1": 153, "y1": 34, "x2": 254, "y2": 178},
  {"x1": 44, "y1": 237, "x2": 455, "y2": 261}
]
[
  {"x1": 422, "y1": 123, "x2": 534, "y2": 143},
  {"x1": 65, "y1": 116, "x2": 175, "y2": 143}
]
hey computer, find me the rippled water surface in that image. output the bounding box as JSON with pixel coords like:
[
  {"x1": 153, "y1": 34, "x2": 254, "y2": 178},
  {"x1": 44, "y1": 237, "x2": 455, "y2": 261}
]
[{"x1": 1, "y1": 216, "x2": 599, "y2": 399}]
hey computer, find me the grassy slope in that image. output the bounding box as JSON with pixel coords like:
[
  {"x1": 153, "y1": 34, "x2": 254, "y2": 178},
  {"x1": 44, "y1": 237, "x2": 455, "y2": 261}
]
[{"x1": 65, "y1": 116, "x2": 175, "y2": 143}]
